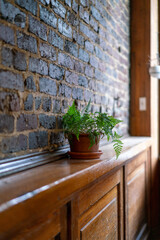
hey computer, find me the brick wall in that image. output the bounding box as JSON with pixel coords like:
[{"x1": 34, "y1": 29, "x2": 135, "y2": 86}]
[{"x1": 0, "y1": 0, "x2": 130, "y2": 159}]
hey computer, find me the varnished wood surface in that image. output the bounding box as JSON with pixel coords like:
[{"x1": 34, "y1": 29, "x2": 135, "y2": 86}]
[
  {"x1": 130, "y1": 0, "x2": 151, "y2": 136},
  {"x1": 125, "y1": 150, "x2": 150, "y2": 240},
  {"x1": 80, "y1": 187, "x2": 118, "y2": 240},
  {"x1": 0, "y1": 137, "x2": 151, "y2": 239},
  {"x1": 0, "y1": 137, "x2": 151, "y2": 205},
  {"x1": 72, "y1": 169, "x2": 124, "y2": 240}
]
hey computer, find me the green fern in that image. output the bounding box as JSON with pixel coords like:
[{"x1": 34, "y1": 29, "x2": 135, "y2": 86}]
[{"x1": 63, "y1": 100, "x2": 123, "y2": 158}]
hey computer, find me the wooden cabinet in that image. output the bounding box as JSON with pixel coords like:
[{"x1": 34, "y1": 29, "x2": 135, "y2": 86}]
[
  {"x1": 125, "y1": 150, "x2": 150, "y2": 240},
  {"x1": 0, "y1": 138, "x2": 152, "y2": 240},
  {"x1": 71, "y1": 169, "x2": 124, "y2": 240},
  {"x1": 0, "y1": 206, "x2": 67, "y2": 240}
]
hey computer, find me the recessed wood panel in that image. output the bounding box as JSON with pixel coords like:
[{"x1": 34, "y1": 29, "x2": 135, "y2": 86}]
[
  {"x1": 80, "y1": 190, "x2": 118, "y2": 240},
  {"x1": 127, "y1": 163, "x2": 147, "y2": 239},
  {"x1": 13, "y1": 210, "x2": 61, "y2": 240},
  {"x1": 71, "y1": 168, "x2": 124, "y2": 240},
  {"x1": 77, "y1": 170, "x2": 120, "y2": 216}
]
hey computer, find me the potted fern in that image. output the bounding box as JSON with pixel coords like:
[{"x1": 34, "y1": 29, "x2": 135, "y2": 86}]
[{"x1": 62, "y1": 100, "x2": 123, "y2": 159}]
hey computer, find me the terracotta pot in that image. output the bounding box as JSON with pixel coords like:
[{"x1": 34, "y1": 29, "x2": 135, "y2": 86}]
[{"x1": 69, "y1": 134, "x2": 99, "y2": 153}]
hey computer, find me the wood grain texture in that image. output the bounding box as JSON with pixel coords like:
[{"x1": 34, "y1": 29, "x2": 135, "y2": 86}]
[
  {"x1": 80, "y1": 189, "x2": 118, "y2": 240},
  {"x1": 71, "y1": 169, "x2": 124, "y2": 240},
  {"x1": 125, "y1": 150, "x2": 150, "y2": 240},
  {"x1": 130, "y1": 0, "x2": 151, "y2": 136},
  {"x1": 0, "y1": 137, "x2": 151, "y2": 239}
]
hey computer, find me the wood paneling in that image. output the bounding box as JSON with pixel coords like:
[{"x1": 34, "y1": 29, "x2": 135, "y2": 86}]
[
  {"x1": 0, "y1": 206, "x2": 68, "y2": 240},
  {"x1": 0, "y1": 138, "x2": 152, "y2": 240},
  {"x1": 71, "y1": 169, "x2": 124, "y2": 240},
  {"x1": 80, "y1": 188, "x2": 118, "y2": 240},
  {"x1": 125, "y1": 151, "x2": 150, "y2": 240}
]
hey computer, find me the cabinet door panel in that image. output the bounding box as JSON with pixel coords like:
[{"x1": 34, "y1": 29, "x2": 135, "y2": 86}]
[
  {"x1": 127, "y1": 163, "x2": 146, "y2": 239},
  {"x1": 72, "y1": 169, "x2": 123, "y2": 240},
  {"x1": 125, "y1": 150, "x2": 150, "y2": 240},
  {"x1": 13, "y1": 206, "x2": 67, "y2": 240},
  {"x1": 80, "y1": 187, "x2": 118, "y2": 240}
]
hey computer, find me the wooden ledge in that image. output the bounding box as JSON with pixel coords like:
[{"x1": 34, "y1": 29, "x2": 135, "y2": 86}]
[
  {"x1": 0, "y1": 137, "x2": 152, "y2": 237},
  {"x1": 0, "y1": 137, "x2": 151, "y2": 207}
]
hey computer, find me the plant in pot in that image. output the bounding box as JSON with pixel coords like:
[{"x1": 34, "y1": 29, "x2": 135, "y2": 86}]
[{"x1": 62, "y1": 100, "x2": 123, "y2": 159}]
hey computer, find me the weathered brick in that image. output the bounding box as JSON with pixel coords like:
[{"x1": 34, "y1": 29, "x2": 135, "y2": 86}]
[
  {"x1": 49, "y1": 64, "x2": 65, "y2": 80},
  {"x1": 90, "y1": 17, "x2": 98, "y2": 32},
  {"x1": 84, "y1": 89, "x2": 93, "y2": 102},
  {"x1": 0, "y1": 114, "x2": 14, "y2": 133},
  {"x1": 95, "y1": 69, "x2": 106, "y2": 82},
  {"x1": 79, "y1": 6, "x2": 89, "y2": 24},
  {"x1": 65, "y1": 71, "x2": 78, "y2": 85},
  {"x1": 58, "y1": 53, "x2": 74, "y2": 70},
  {"x1": 17, "y1": 114, "x2": 37, "y2": 131},
  {"x1": 79, "y1": 48, "x2": 89, "y2": 63},
  {"x1": 100, "y1": 38, "x2": 107, "y2": 51},
  {"x1": 0, "y1": 70, "x2": 24, "y2": 91},
  {"x1": 59, "y1": 84, "x2": 72, "y2": 98},
  {"x1": 42, "y1": 97, "x2": 51, "y2": 112},
  {"x1": 1, "y1": 47, "x2": 13, "y2": 67},
  {"x1": 0, "y1": 23, "x2": 15, "y2": 45},
  {"x1": 91, "y1": 104, "x2": 100, "y2": 113},
  {"x1": 39, "y1": 114, "x2": 56, "y2": 129},
  {"x1": 85, "y1": 65, "x2": 94, "y2": 78},
  {"x1": 90, "y1": 55, "x2": 99, "y2": 68},
  {"x1": 39, "y1": 0, "x2": 48, "y2": 4},
  {"x1": 16, "y1": 0, "x2": 37, "y2": 16},
  {"x1": 85, "y1": 41, "x2": 94, "y2": 53},
  {"x1": 95, "y1": 46, "x2": 105, "y2": 60},
  {"x1": 61, "y1": 100, "x2": 68, "y2": 113},
  {"x1": 73, "y1": 30, "x2": 84, "y2": 46},
  {"x1": 35, "y1": 96, "x2": 41, "y2": 110},
  {"x1": 65, "y1": 0, "x2": 71, "y2": 7},
  {"x1": 48, "y1": 30, "x2": 63, "y2": 50},
  {"x1": 91, "y1": 6, "x2": 104, "y2": 24},
  {"x1": 80, "y1": 0, "x2": 89, "y2": 7},
  {"x1": 72, "y1": 87, "x2": 83, "y2": 100},
  {"x1": 80, "y1": 22, "x2": 99, "y2": 43},
  {"x1": 72, "y1": 0, "x2": 78, "y2": 13},
  {"x1": 78, "y1": 75, "x2": 88, "y2": 88},
  {"x1": 53, "y1": 99, "x2": 61, "y2": 113},
  {"x1": 17, "y1": 31, "x2": 37, "y2": 53},
  {"x1": 25, "y1": 76, "x2": 36, "y2": 91},
  {"x1": 50, "y1": 132, "x2": 65, "y2": 144},
  {"x1": 94, "y1": 94, "x2": 101, "y2": 104},
  {"x1": 74, "y1": 60, "x2": 84, "y2": 73},
  {"x1": 29, "y1": 131, "x2": 48, "y2": 149},
  {"x1": 67, "y1": 11, "x2": 79, "y2": 27},
  {"x1": 40, "y1": 42, "x2": 56, "y2": 61},
  {"x1": 0, "y1": 92, "x2": 20, "y2": 112},
  {"x1": 24, "y1": 94, "x2": 33, "y2": 111},
  {"x1": 51, "y1": 0, "x2": 66, "y2": 19},
  {"x1": 39, "y1": 77, "x2": 57, "y2": 96},
  {"x1": 89, "y1": 79, "x2": 96, "y2": 91},
  {"x1": 0, "y1": 0, "x2": 26, "y2": 28},
  {"x1": 29, "y1": 15, "x2": 47, "y2": 41},
  {"x1": 58, "y1": 19, "x2": 72, "y2": 39},
  {"x1": 99, "y1": 26, "x2": 106, "y2": 38},
  {"x1": 91, "y1": 5, "x2": 106, "y2": 28},
  {"x1": 29, "y1": 57, "x2": 48, "y2": 75},
  {"x1": 13, "y1": 50, "x2": 27, "y2": 71},
  {"x1": 1, "y1": 134, "x2": 27, "y2": 153},
  {"x1": 39, "y1": 5, "x2": 57, "y2": 28},
  {"x1": 57, "y1": 116, "x2": 63, "y2": 128},
  {"x1": 64, "y1": 40, "x2": 78, "y2": 57}
]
